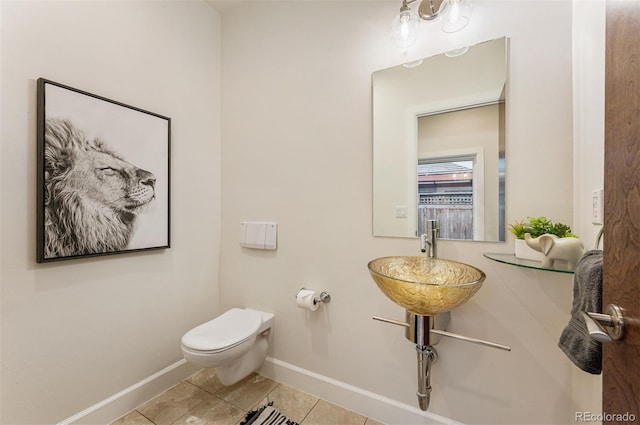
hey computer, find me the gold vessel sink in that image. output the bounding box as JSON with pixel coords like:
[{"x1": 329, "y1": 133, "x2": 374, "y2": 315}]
[{"x1": 367, "y1": 256, "x2": 486, "y2": 316}]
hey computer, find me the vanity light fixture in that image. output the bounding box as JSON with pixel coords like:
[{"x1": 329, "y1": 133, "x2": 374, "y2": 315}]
[
  {"x1": 390, "y1": 0, "x2": 473, "y2": 48},
  {"x1": 440, "y1": 0, "x2": 473, "y2": 33},
  {"x1": 390, "y1": 1, "x2": 421, "y2": 48}
]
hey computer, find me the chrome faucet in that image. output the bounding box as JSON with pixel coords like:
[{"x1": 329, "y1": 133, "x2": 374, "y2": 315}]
[{"x1": 420, "y1": 219, "x2": 439, "y2": 258}]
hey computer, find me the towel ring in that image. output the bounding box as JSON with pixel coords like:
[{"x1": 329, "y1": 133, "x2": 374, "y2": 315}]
[{"x1": 595, "y1": 228, "x2": 604, "y2": 250}]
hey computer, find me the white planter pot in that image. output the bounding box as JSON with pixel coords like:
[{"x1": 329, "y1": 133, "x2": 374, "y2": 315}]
[{"x1": 514, "y1": 239, "x2": 544, "y2": 261}]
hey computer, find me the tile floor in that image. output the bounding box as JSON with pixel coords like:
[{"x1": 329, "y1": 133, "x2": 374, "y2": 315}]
[{"x1": 111, "y1": 368, "x2": 385, "y2": 425}]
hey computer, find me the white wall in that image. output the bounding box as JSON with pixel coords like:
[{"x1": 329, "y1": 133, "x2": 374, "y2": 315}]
[
  {"x1": 221, "y1": 1, "x2": 579, "y2": 424},
  {"x1": 0, "y1": 2, "x2": 221, "y2": 424},
  {"x1": 572, "y1": 0, "x2": 606, "y2": 420}
]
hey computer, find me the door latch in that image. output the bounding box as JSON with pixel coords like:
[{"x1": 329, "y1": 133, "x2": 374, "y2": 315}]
[{"x1": 581, "y1": 304, "x2": 625, "y2": 343}]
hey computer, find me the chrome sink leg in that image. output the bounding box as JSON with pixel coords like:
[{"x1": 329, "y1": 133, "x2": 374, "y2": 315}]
[
  {"x1": 404, "y1": 311, "x2": 450, "y2": 346},
  {"x1": 416, "y1": 345, "x2": 437, "y2": 411},
  {"x1": 373, "y1": 311, "x2": 509, "y2": 412}
]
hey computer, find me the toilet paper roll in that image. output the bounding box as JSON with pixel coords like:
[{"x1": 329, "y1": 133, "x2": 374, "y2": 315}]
[{"x1": 296, "y1": 289, "x2": 319, "y2": 311}]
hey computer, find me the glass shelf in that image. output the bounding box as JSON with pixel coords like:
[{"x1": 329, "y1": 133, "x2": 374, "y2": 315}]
[{"x1": 483, "y1": 253, "x2": 574, "y2": 274}]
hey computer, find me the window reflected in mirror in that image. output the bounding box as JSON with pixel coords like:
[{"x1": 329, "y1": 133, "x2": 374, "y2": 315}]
[{"x1": 418, "y1": 159, "x2": 474, "y2": 240}]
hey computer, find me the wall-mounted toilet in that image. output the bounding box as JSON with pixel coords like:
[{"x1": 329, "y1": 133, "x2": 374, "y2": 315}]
[{"x1": 181, "y1": 308, "x2": 274, "y2": 386}]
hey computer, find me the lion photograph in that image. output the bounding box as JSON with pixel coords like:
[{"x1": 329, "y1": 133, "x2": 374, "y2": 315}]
[
  {"x1": 43, "y1": 118, "x2": 158, "y2": 259},
  {"x1": 37, "y1": 79, "x2": 170, "y2": 262}
]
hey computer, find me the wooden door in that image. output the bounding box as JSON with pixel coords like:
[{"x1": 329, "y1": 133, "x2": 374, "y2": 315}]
[{"x1": 603, "y1": 1, "x2": 640, "y2": 421}]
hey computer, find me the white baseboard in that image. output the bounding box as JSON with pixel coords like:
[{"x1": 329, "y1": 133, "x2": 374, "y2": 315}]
[
  {"x1": 58, "y1": 359, "x2": 201, "y2": 425},
  {"x1": 58, "y1": 356, "x2": 461, "y2": 425},
  {"x1": 258, "y1": 357, "x2": 462, "y2": 425}
]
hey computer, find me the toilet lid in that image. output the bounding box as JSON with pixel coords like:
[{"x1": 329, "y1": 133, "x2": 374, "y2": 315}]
[{"x1": 182, "y1": 308, "x2": 262, "y2": 352}]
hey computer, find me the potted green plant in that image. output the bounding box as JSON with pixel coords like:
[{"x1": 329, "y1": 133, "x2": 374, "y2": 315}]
[{"x1": 509, "y1": 217, "x2": 578, "y2": 261}]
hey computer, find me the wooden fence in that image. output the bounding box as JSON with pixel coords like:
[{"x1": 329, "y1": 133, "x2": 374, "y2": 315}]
[{"x1": 418, "y1": 205, "x2": 473, "y2": 240}]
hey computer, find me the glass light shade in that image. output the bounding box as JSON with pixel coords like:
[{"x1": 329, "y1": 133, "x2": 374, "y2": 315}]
[
  {"x1": 439, "y1": 0, "x2": 472, "y2": 33},
  {"x1": 390, "y1": 9, "x2": 421, "y2": 48}
]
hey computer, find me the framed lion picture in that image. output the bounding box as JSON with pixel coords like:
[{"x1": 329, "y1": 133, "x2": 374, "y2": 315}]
[{"x1": 36, "y1": 78, "x2": 170, "y2": 262}]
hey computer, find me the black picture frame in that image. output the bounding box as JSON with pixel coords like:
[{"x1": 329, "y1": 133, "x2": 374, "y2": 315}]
[{"x1": 37, "y1": 78, "x2": 171, "y2": 262}]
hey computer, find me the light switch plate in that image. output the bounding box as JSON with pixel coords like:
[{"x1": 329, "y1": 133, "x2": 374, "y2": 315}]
[
  {"x1": 264, "y1": 223, "x2": 277, "y2": 250},
  {"x1": 592, "y1": 189, "x2": 604, "y2": 225},
  {"x1": 395, "y1": 206, "x2": 408, "y2": 218}
]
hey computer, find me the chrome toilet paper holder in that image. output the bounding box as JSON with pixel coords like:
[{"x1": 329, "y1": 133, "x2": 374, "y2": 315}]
[{"x1": 298, "y1": 288, "x2": 331, "y2": 305}]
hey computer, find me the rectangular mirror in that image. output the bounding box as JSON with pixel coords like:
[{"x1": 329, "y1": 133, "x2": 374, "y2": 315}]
[{"x1": 372, "y1": 37, "x2": 508, "y2": 241}]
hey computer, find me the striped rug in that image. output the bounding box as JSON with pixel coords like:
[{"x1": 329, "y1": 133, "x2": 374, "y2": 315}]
[{"x1": 240, "y1": 402, "x2": 299, "y2": 425}]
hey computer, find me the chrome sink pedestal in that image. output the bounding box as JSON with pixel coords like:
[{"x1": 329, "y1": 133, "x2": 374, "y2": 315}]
[
  {"x1": 374, "y1": 312, "x2": 449, "y2": 411},
  {"x1": 416, "y1": 345, "x2": 437, "y2": 411},
  {"x1": 406, "y1": 312, "x2": 448, "y2": 412},
  {"x1": 373, "y1": 311, "x2": 509, "y2": 411},
  {"x1": 405, "y1": 311, "x2": 449, "y2": 346}
]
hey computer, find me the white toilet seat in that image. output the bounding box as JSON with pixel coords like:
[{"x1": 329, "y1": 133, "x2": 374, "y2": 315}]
[
  {"x1": 181, "y1": 335, "x2": 257, "y2": 365},
  {"x1": 181, "y1": 308, "x2": 263, "y2": 352},
  {"x1": 183, "y1": 334, "x2": 253, "y2": 354}
]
